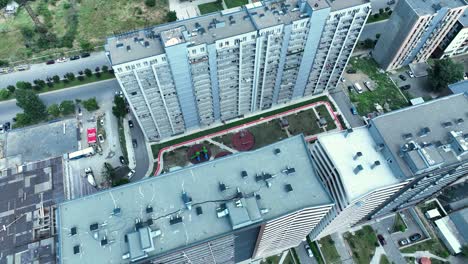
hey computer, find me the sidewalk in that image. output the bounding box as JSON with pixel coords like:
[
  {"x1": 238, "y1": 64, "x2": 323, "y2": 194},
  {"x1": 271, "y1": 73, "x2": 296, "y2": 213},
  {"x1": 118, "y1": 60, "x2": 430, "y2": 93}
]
[{"x1": 122, "y1": 116, "x2": 136, "y2": 169}]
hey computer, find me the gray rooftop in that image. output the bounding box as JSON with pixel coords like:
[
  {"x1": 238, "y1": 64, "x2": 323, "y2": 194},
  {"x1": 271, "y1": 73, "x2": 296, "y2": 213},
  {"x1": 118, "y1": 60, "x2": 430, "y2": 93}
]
[
  {"x1": 449, "y1": 207, "x2": 468, "y2": 243},
  {"x1": 58, "y1": 135, "x2": 333, "y2": 263},
  {"x1": 406, "y1": 0, "x2": 466, "y2": 16},
  {"x1": 371, "y1": 93, "x2": 468, "y2": 177},
  {"x1": 459, "y1": 9, "x2": 468, "y2": 27},
  {"x1": 106, "y1": 0, "x2": 369, "y2": 65}
]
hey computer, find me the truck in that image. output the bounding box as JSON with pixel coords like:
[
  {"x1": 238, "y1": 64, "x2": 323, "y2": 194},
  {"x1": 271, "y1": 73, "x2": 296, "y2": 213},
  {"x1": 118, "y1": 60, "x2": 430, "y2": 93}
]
[{"x1": 84, "y1": 168, "x2": 97, "y2": 187}]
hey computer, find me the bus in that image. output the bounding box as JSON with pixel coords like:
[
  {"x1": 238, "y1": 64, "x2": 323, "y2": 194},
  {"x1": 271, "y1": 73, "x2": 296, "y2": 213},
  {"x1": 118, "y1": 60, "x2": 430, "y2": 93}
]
[
  {"x1": 353, "y1": 82, "x2": 363, "y2": 94},
  {"x1": 68, "y1": 147, "x2": 95, "y2": 160}
]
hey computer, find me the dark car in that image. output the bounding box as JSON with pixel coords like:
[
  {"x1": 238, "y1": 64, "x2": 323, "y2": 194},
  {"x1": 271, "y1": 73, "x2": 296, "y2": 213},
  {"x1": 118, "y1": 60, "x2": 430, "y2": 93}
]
[
  {"x1": 399, "y1": 74, "x2": 407, "y2": 81},
  {"x1": 347, "y1": 85, "x2": 353, "y2": 92},
  {"x1": 350, "y1": 105, "x2": 358, "y2": 115},
  {"x1": 4, "y1": 122, "x2": 11, "y2": 130},
  {"x1": 409, "y1": 233, "x2": 422, "y2": 242},
  {"x1": 400, "y1": 84, "x2": 411, "y2": 90},
  {"x1": 81, "y1": 52, "x2": 90, "y2": 58},
  {"x1": 132, "y1": 139, "x2": 138, "y2": 148},
  {"x1": 119, "y1": 156, "x2": 126, "y2": 165},
  {"x1": 346, "y1": 68, "x2": 357, "y2": 74},
  {"x1": 377, "y1": 234, "x2": 386, "y2": 246},
  {"x1": 128, "y1": 120, "x2": 134, "y2": 128},
  {"x1": 46, "y1": 60, "x2": 55, "y2": 65},
  {"x1": 70, "y1": 55, "x2": 80, "y2": 60}
]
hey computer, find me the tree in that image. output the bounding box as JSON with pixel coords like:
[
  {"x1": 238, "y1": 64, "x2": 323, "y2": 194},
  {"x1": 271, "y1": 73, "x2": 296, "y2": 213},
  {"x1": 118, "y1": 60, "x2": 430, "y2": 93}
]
[
  {"x1": 33, "y1": 79, "x2": 46, "y2": 88},
  {"x1": 77, "y1": 76, "x2": 85, "y2": 81},
  {"x1": 0, "y1": 59, "x2": 8, "y2": 67},
  {"x1": 95, "y1": 72, "x2": 101, "y2": 78},
  {"x1": 60, "y1": 100, "x2": 75, "y2": 115},
  {"x1": 64, "y1": 72, "x2": 75, "y2": 81},
  {"x1": 13, "y1": 113, "x2": 32, "y2": 128},
  {"x1": 112, "y1": 95, "x2": 127, "y2": 119},
  {"x1": 0, "y1": 89, "x2": 10, "y2": 100},
  {"x1": 461, "y1": 245, "x2": 468, "y2": 257},
  {"x1": 84, "y1": 68, "x2": 92, "y2": 77},
  {"x1": 80, "y1": 40, "x2": 93, "y2": 51},
  {"x1": 428, "y1": 58, "x2": 464, "y2": 92},
  {"x1": 95, "y1": 66, "x2": 100, "y2": 73},
  {"x1": 6, "y1": 85, "x2": 15, "y2": 93},
  {"x1": 373, "y1": 13, "x2": 380, "y2": 19},
  {"x1": 363, "y1": 38, "x2": 375, "y2": 49},
  {"x1": 376, "y1": 33, "x2": 381, "y2": 39},
  {"x1": 15, "y1": 89, "x2": 47, "y2": 122},
  {"x1": 166, "y1": 11, "x2": 177, "y2": 22},
  {"x1": 145, "y1": 0, "x2": 156, "y2": 7},
  {"x1": 102, "y1": 65, "x2": 109, "y2": 72},
  {"x1": 47, "y1": 104, "x2": 61, "y2": 117},
  {"x1": 379, "y1": 8, "x2": 384, "y2": 14},
  {"x1": 82, "y1": 97, "x2": 99, "y2": 111},
  {"x1": 53, "y1": 75, "x2": 61, "y2": 83},
  {"x1": 16, "y1": 81, "x2": 32, "y2": 90}
]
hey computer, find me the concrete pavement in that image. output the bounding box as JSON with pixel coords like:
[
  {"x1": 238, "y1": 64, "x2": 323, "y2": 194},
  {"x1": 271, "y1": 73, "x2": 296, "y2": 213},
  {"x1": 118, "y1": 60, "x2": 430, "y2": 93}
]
[
  {"x1": 330, "y1": 89, "x2": 364, "y2": 128},
  {"x1": 372, "y1": 218, "x2": 407, "y2": 264},
  {"x1": 359, "y1": 20, "x2": 388, "y2": 41},
  {"x1": 0, "y1": 51, "x2": 109, "y2": 88},
  {"x1": 295, "y1": 241, "x2": 317, "y2": 264},
  {"x1": 331, "y1": 232, "x2": 354, "y2": 264}
]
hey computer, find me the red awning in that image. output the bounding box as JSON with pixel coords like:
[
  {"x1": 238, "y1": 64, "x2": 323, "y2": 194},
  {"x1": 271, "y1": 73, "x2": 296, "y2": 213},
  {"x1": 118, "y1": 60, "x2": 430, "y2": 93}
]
[{"x1": 87, "y1": 128, "x2": 97, "y2": 144}]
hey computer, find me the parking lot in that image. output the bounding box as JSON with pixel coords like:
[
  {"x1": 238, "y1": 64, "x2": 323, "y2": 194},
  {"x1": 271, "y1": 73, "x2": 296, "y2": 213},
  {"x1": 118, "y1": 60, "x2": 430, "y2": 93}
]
[
  {"x1": 390, "y1": 209, "x2": 428, "y2": 248},
  {"x1": 389, "y1": 70, "x2": 437, "y2": 100}
]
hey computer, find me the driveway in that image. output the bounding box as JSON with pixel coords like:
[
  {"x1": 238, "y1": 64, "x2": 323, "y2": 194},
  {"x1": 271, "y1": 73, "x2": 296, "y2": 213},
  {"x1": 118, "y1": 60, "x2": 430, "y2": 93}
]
[
  {"x1": 391, "y1": 209, "x2": 428, "y2": 247},
  {"x1": 128, "y1": 111, "x2": 150, "y2": 182},
  {"x1": 389, "y1": 72, "x2": 436, "y2": 99},
  {"x1": 0, "y1": 51, "x2": 109, "y2": 88},
  {"x1": 295, "y1": 241, "x2": 317, "y2": 264},
  {"x1": 371, "y1": 217, "x2": 406, "y2": 264},
  {"x1": 330, "y1": 89, "x2": 364, "y2": 128}
]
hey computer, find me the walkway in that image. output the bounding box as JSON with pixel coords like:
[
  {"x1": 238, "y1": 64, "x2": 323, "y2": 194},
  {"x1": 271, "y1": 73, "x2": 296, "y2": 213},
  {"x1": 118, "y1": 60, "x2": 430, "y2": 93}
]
[
  {"x1": 331, "y1": 232, "x2": 354, "y2": 264},
  {"x1": 402, "y1": 251, "x2": 447, "y2": 262},
  {"x1": 206, "y1": 138, "x2": 238, "y2": 154},
  {"x1": 370, "y1": 246, "x2": 385, "y2": 264},
  {"x1": 154, "y1": 99, "x2": 343, "y2": 175}
]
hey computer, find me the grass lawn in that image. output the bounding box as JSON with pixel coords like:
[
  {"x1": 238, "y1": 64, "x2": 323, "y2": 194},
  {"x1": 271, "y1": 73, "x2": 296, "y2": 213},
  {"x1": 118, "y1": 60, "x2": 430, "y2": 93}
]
[
  {"x1": 349, "y1": 57, "x2": 408, "y2": 115},
  {"x1": 198, "y1": 2, "x2": 224, "y2": 15},
  {"x1": 315, "y1": 105, "x2": 337, "y2": 130},
  {"x1": 319, "y1": 235, "x2": 340, "y2": 264},
  {"x1": 286, "y1": 109, "x2": 322, "y2": 136},
  {"x1": 151, "y1": 95, "x2": 332, "y2": 159},
  {"x1": 163, "y1": 146, "x2": 189, "y2": 171},
  {"x1": 344, "y1": 225, "x2": 378, "y2": 264},
  {"x1": 400, "y1": 238, "x2": 450, "y2": 259},
  {"x1": 225, "y1": 0, "x2": 248, "y2": 9},
  {"x1": 379, "y1": 255, "x2": 390, "y2": 264},
  {"x1": 392, "y1": 212, "x2": 407, "y2": 233},
  {"x1": 366, "y1": 12, "x2": 391, "y2": 24},
  {"x1": 118, "y1": 118, "x2": 128, "y2": 161},
  {"x1": 307, "y1": 236, "x2": 325, "y2": 264},
  {"x1": 249, "y1": 121, "x2": 288, "y2": 149},
  {"x1": 261, "y1": 255, "x2": 281, "y2": 264}
]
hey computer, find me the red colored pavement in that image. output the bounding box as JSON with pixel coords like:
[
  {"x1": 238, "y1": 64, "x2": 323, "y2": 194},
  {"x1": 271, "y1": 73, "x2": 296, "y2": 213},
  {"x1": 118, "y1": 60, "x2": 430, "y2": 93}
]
[{"x1": 154, "y1": 101, "x2": 343, "y2": 175}]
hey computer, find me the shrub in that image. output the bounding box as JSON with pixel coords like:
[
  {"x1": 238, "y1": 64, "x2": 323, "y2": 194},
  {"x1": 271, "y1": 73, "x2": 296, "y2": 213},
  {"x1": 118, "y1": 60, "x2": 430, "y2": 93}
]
[
  {"x1": 166, "y1": 11, "x2": 177, "y2": 22},
  {"x1": 53, "y1": 75, "x2": 61, "y2": 83},
  {"x1": 16, "y1": 81, "x2": 32, "y2": 90},
  {"x1": 60, "y1": 100, "x2": 75, "y2": 115},
  {"x1": 95, "y1": 66, "x2": 100, "y2": 72},
  {"x1": 0, "y1": 59, "x2": 9, "y2": 67},
  {"x1": 6, "y1": 85, "x2": 15, "y2": 93},
  {"x1": 77, "y1": 76, "x2": 85, "y2": 81},
  {"x1": 145, "y1": 0, "x2": 156, "y2": 7},
  {"x1": 102, "y1": 65, "x2": 109, "y2": 72},
  {"x1": 64, "y1": 72, "x2": 75, "y2": 81},
  {"x1": 373, "y1": 13, "x2": 380, "y2": 19},
  {"x1": 83, "y1": 97, "x2": 99, "y2": 111},
  {"x1": 84, "y1": 68, "x2": 92, "y2": 77},
  {"x1": 95, "y1": 72, "x2": 101, "y2": 78},
  {"x1": 0, "y1": 89, "x2": 10, "y2": 100}
]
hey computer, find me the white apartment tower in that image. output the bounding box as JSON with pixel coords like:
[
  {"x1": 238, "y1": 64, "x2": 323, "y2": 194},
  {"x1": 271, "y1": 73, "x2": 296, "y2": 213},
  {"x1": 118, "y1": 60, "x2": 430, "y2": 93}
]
[{"x1": 105, "y1": 0, "x2": 371, "y2": 141}]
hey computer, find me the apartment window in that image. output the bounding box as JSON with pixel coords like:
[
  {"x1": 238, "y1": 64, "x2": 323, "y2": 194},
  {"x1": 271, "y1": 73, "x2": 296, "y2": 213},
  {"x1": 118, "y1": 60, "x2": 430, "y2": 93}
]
[
  {"x1": 200, "y1": 47, "x2": 205, "y2": 52},
  {"x1": 225, "y1": 41, "x2": 229, "y2": 46},
  {"x1": 143, "y1": 61, "x2": 148, "y2": 66},
  {"x1": 125, "y1": 66, "x2": 131, "y2": 70},
  {"x1": 136, "y1": 63, "x2": 141, "y2": 68},
  {"x1": 243, "y1": 36, "x2": 247, "y2": 41},
  {"x1": 117, "y1": 68, "x2": 123, "y2": 73},
  {"x1": 251, "y1": 34, "x2": 255, "y2": 40},
  {"x1": 219, "y1": 43, "x2": 223, "y2": 48},
  {"x1": 192, "y1": 49, "x2": 196, "y2": 54},
  {"x1": 162, "y1": 57, "x2": 166, "y2": 62}
]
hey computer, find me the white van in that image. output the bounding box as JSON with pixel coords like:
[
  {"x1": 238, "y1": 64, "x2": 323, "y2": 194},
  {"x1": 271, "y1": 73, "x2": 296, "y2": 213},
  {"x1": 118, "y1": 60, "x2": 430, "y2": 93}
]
[{"x1": 354, "y1": 82, "x2": 363, "y2": 94}]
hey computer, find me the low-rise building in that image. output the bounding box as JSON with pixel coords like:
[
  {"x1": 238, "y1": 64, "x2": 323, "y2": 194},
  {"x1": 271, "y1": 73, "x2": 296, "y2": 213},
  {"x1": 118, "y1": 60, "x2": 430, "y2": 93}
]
[{"x1": 434, "y1": 208, "x2": 468, "y2": 254}]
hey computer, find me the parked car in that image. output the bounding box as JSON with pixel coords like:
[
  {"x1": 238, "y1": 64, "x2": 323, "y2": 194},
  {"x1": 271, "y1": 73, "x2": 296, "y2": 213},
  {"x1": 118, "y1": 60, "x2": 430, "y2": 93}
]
[
  {"x1": 119, "y1": 156, "x2": 126, "y2": 165},
  {"x1": 98, "y1": 134, "x2": 104, "y2": 143},
  {"x1": 100, "y1": 118, "x2": 104, "y2": 126},
  {"x1": 115, "y1": 90, "x2": 124, "y2": 98},
  {"x1": 132, "y1": 139, "x2": 138, "y2": 148},
  {"x1": 398, "y1": 238, "x2": 409, "y2": 246},
  {"x1": 399, "y1": 74, "x2": 407, "y2": 81},
  {"x1": 56, "y1": 57, "x2": 68, "y2": 63},
  {"x1": 304, "y1": 244, "x2": 314, "y2": 257},
  {"x1": 350, "y1": 105, "x2": 358, "y2": 115},
  {"x1": 409, "y1": 233, "x2": 422, "y2": 242},
  {"x1": 128, "y1": 120, "x2": 134, "y2": 128},
  {"x1": 346, "y1": 68, "x2": 357, "y2": 74},
  {"x1": 46, "y1": 60, "x2": 55, "y2": 65},
  {"x1": 0, "y1": 124, "x2": 4, "y2": 134},
  {"x1": 78, "y1": 107, "x2": 82, "y2": 116},
  {"x1": 347, "y1": 85, "x2": 353, "y2": 92},
  {"x1": 400, "y1": 84, "x2": 411, "y2": 90},
  {"x1": 69, "y1": 55, "x2": 80, "y2": 60},
  {"x1": 127, "y1": 169, "x2": 135, "y2": 179},
  {"x1": 407, "y1": 70, "x2": 415, "y2": 78},
  {"x1": 387, "y1": 0, "x2": 395, "y2": 4},
  {"x1": 81, "y1": 52, "x2": 90, "y2": 58},
  {"x1": 377, "y1": 234, "x2": 386, "y2": 246},
  {"x1": 4, "y1": 122, "x2": 11, "y2": 131}
]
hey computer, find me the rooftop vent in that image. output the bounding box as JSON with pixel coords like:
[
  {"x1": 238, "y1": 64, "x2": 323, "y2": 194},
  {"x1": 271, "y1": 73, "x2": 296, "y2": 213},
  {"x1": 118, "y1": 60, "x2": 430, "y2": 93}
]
[
  {"x1": 353, "y1": 152, "x2": 363, "y2": 160},
  {"x1": 196, "y1": 206, "x2": 203, "y2": 215},
  {"x1": 241, "y1": 170, "x2": 248, "y2": 178},
  {"x1": 89, "y1": 223, "x2": 99, "y2": 231},
  {"x1": 70, "y1": 227, "x2": 77, "y2": 236},
  {"x1": 112, "y1": 207, "x2": 121, "y2": 215},
  {"x1": 182, "y1": 191, "x2": 192, "y2": 210},
  {"x1": 371, "y1": 160, "x2": 381, "y2": 169},
  {"x1": 144, "y1": 41, "x2": 150, "y2": 47},
  {"x1": 101, "y1": 237, "x2": 108, "y2": 246},
  {"x1": 236, "y1": 187, "x2": 243, "y2": 199},
  {"x1": 274, "y1": 148, "x2": 281, "y2": 155},
  {"x1": 285, "y1": 184, "x2": 293, "y2": 192},
  {"x1": 344, "y1": 128, "x2": 353, "y2": 137},
  {"x1": 403, "y1": 133, "x2": 413, "y2": 140},
  {"x1": 376, "y1": 143, "x2": 385, "y2": 152},
  {"x1": 255, "y1": 174, "x2": 263, "y2": 182},
  {"x1": 263, "y1": 172, "x2": 273, "y2": 180},
  {"x1": 353, "y1": 164, "x2": 363, "y2": 174},
  {"x1": 442, "y1": 121, "x2": 453, "y2": 128},
  {"x1": 255, "y1": 194, "x2": 261, "y2": 200},
  {"x1": 73, "y1": 245, "x2": 80, "y2": 254},
  {"x1": 418, "y1": 127, "x2": 431, "y2": 137},
  {"x1": 456, "y1": 118, "x2": 464, "y2": 124},
  {"x1": 260, "y1": 208, "x2": 269, "y2": 214},
  {"x1": 282, "y1": 166, "x2": 296, "y2": 175},
  {"x1": 116, "y1": 43, "x2": 124, "y2": 48},
  {"x1": 126, "y1": 45, "x2": 131, "y2": 52},
  {"x1": 219, "y1": 182, "x2": 228, "y2": 192},
  {"x1": 146, "y1": 205, "x2": 153, "y2": 214},
  {"x1": 169, "y1": 215, "x2": 183, "y2": 225},
  {"x1": 147, "y1": 219, "x2": 153, "y2": 226},
  {"x1": 135, "y1": 218, "x2": 143, "y2": 229}
]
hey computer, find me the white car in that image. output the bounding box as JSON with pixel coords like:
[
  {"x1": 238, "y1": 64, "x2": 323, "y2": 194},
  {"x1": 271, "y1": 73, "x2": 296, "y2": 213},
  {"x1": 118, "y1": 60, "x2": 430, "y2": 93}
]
[
  {"x1": 56, "y1": 57, "x2": 68, "y2": 63},
  {"x1": 407, "y1": 70, "x2": 415, "y2": 78},
  {"x1": 98, "y1": 134, "x2": 104, "y2": 143},
  {"x1": 304, "y1": 244, "x2": 314, "y2": 257},
  {"x1": 127, "y1": 169, "x2": 135, "y2": 179},
  {"x1": 0, "y1": 124, "x2": 4, "y2": 134},
  {"x1": 100, "y1": 118, "x2": 104, "y2": 126}
]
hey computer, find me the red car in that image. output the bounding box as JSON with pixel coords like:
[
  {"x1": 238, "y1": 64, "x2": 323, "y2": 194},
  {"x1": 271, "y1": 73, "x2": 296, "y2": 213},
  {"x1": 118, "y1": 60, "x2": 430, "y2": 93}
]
[{"x1": 377, "y1": 234, "x2": 386, "y2": 246}]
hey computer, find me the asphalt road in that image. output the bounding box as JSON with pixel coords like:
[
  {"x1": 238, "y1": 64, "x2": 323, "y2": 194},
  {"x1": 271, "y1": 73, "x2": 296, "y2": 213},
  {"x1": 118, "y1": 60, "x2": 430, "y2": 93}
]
[
  {"x1": 359, "y1": 20, "x2": 388, "y2": 41},
  {"x1": 372, "y1": 218, "x2": 406, "y2": 264},
  {"x1": 0, "y1": 51, "x2": 109, "y2": 88},
  {"x1": 128, "y1": 112, "x2": 150, "y2": 182},
  {"x1": 295, "y1": 242, "x2": 317, "y2": 264},
  {"x1": 330, "y1": 89, "x2": 365, "y2": 128}
]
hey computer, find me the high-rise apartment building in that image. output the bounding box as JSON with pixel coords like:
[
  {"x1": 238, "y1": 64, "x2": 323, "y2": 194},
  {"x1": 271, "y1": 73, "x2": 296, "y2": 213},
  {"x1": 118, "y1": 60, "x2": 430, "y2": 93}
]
[
  {"x1": 434, "y1": 10, "x2": 468, "y2": 58},
  {"x1": 373, "y1": 0, "x2": 467, "y2": 71},
  {"x1": 105, "y1": 0, "x2": 371, "y2": 141},
  {"x1": 57, "y1": 135, "x2": 334, "y2": 263},
  {"x1": 307, "y1": 94, "x2": 468, "y2": 236}
]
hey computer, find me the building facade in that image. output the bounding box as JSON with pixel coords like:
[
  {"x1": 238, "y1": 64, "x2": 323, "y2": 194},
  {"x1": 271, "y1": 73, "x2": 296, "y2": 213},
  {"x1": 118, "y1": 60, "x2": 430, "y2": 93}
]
[
  {"x1": 57, "y1": 136, "x2": 334, "y2": 263},
  {"x1": 435, "y1": 10, "x2": 468, "y2": 58},
  {"x1": 373, "y1": 0, "x2": 467, "y2": 71},
  {"x1": 105, "y1": 0, "x2": 371, "y2": 141}
]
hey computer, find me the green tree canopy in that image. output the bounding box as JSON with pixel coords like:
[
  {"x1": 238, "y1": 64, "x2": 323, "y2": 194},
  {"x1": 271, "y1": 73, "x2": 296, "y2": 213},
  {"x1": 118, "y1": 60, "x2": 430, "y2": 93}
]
[
  {"x1": 16, "y1": 81, "x2": 32, "y2": 90},
  {"x1": 428, "y1": 58, "x2": 464, "y2": 92},
  {"x1": 47, "y1": 104, "x2": 61, "y2": 117},
  {"x1": 15, "y1": 89, "x2": 47, "y2": 122},
  {"x1": 83, "y1": 97, "x2": 99, "y2": 111},
  {"x1": 112, "y1": 95, "x2": 127, "y2": 119},
  {"x1": 60, "y1": 100, "x2": 75, "y2": 115},
  {"x1": 166, "y1": 11, "x2": 177, "y2": 22}
]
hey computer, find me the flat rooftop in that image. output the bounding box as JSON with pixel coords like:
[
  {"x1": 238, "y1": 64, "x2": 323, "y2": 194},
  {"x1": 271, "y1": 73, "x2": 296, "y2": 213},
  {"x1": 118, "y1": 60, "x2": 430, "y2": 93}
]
[
  {"x1": 317, "y1": 127, "x2": 400, "y2": 201},
  {"x1": 459, "y1": 9, "x2": 468, "y2": 27},
  {"x1": 106, "y1": 0, "x2": 369, "y2": 65},
  {"x1": 449, "y1": 207, "x2": 468, "y2": 243},
  {"x1": 407, "y1": 0, "x2": 466, "y2": 16},
  {"x1": 371, "y1": 93, "x2": 468, "y2": 177},
  {"x1": 58, "y1": 135, "x2": 333, "y2": 263}
]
